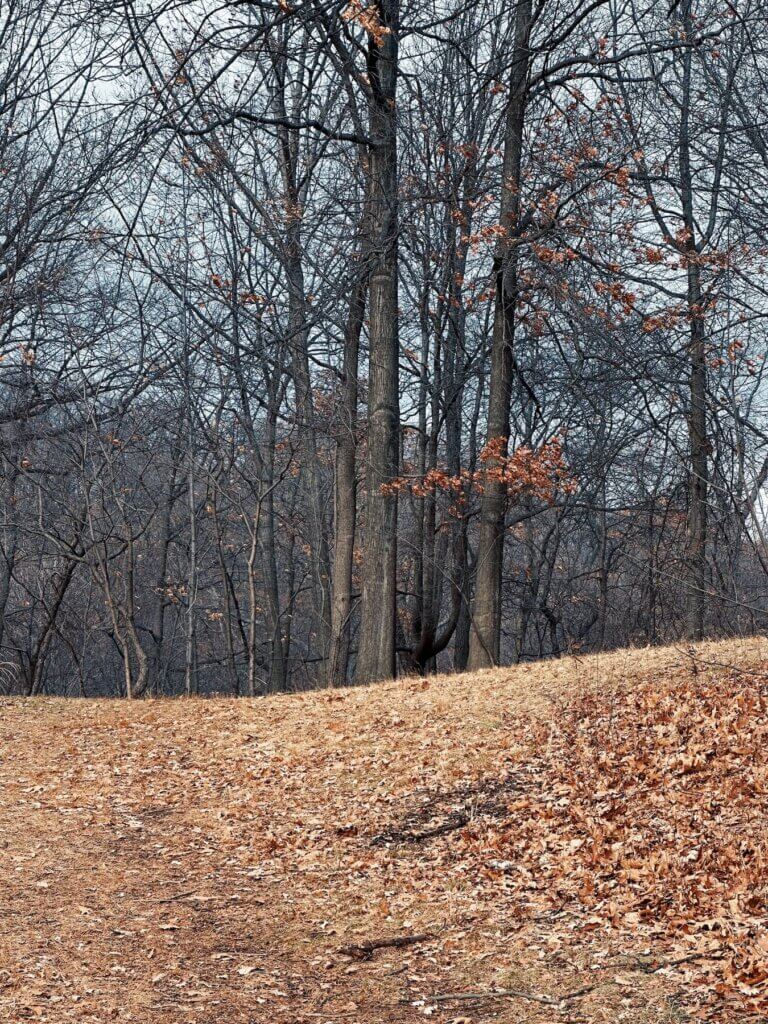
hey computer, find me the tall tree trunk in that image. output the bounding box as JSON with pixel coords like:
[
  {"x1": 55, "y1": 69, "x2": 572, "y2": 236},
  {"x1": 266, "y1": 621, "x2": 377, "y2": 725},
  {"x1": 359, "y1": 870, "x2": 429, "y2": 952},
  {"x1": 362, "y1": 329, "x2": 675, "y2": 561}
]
[
  {"x1": 468, "y1": 0, "x2": 532, "y2": 669},
  {"x1": 680, "y1": 0, "x2": 708, "y2": 641},
  {"x1": 271, "y1": 39, "x2": 333, "y2": 674},
  {"x1": 356, "y1": 0, "x2": 400, "y2": 684},
  {"x1": 444, "y1": 206, "x2": 470, "y2": 673},
  {"x1": 285, "y1": 245, "x2": 333, "y2": 667}
]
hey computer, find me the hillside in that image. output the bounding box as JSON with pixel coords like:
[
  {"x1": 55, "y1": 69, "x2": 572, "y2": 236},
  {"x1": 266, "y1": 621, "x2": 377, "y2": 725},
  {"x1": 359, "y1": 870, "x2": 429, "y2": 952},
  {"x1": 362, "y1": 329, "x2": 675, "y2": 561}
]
[{"x1": 1, "y1": 639, "x2": 767, "y2": 1023}]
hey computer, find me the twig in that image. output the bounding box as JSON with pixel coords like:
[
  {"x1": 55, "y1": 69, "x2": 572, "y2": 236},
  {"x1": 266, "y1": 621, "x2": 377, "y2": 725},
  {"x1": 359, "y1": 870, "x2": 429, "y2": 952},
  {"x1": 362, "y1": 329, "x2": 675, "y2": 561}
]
[
  {"x1": 428, "y1": 983, "x2": 595, "y2": 1006},
  {"x1": 372, "y1": 815, "x2": 469, "y2": 845},
  {"x1": 675, "y1": 645, "x2": 768, "y2": 680},
  {"x1": 646, "y1": 950, "x2": 724, "y2": 973},
  {"x1": 339, "y1": 933, "x2": 433, "y2": 958},
  {"x1": 155, "y1": 890, "x2": 199, "y2": 903}
]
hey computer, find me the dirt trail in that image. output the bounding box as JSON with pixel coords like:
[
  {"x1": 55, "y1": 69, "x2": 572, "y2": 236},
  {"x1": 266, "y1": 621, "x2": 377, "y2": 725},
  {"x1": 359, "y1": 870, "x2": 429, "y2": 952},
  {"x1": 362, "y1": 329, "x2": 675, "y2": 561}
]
[{"x1": 0, "y1": 699, "x2": 421, "y2": 1023}]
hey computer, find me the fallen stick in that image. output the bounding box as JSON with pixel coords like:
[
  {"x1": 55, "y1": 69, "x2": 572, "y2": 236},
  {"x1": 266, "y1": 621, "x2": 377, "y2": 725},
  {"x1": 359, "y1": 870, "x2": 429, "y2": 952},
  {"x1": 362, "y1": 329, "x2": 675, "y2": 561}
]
[
  {"x1": 339, "y1": 933, "x2": 433, "y2": 958},
  {"x1": 646, "y1": 950, "x2": 724, "y2": 974},
  {"x1": 429, "y1": 983, "x2": 595, "y2": 1006},
  {"x1": 373, "y1": 814, "x2": 470, "y2": 845},
  {"x1": 155, "y1": 890, "x2": 199, "y2": 904}
]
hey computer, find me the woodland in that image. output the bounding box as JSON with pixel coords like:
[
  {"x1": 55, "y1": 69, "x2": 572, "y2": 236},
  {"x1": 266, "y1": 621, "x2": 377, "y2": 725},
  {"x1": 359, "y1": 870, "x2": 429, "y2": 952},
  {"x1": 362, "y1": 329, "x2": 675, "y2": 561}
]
[
  {"x1": 2, "y1": 0, "x2": 768, "y2": 695},
  {"x1": 4, "y1": 6, "x2": 768, "y2": 1018}
]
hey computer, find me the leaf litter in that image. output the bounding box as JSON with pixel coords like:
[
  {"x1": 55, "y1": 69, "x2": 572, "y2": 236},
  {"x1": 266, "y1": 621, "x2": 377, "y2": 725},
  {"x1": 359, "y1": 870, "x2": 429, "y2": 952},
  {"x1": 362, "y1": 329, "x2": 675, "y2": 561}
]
[{"x1": 0, "y1": 637, "x2": 767, "y2": 1022}]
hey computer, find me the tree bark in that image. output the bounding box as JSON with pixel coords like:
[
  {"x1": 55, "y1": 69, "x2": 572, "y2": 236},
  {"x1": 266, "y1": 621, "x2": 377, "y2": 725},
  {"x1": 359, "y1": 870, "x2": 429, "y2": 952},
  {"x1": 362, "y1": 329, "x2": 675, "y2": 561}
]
[
  {"x1": 356, "y1": 0, "x2": 401, "y2": 684},
  {"x1": 680, "y1": 0, "x2": 708, "y2": 641},
  {"x1": 468, "y1": 0, "x2": 532, "y2": 669},
  {"x1": 328, "y1": 265, "x2": 368, "y2": 686},
  {"x1": 272, "y1": 37, "x2": 333, "y2": 673}
]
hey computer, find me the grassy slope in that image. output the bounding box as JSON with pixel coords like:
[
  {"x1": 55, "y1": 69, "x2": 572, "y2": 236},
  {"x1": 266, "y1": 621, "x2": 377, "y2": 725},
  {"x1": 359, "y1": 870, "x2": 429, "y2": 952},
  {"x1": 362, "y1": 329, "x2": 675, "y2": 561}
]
[{"x1": 1, "y1": 637, "x2": 767, "y2": 1023}]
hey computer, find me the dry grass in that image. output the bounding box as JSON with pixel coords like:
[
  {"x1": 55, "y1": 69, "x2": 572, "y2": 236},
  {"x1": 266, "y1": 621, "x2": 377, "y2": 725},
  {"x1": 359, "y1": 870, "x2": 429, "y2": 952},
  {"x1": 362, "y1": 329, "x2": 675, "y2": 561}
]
[{"x1": 1, "y1": 637, "x2": 766, "y2": 1023}]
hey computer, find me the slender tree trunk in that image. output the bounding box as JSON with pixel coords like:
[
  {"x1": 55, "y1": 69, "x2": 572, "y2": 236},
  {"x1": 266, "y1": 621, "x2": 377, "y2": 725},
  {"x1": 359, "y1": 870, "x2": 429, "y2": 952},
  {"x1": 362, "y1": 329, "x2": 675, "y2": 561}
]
[
  {"x1": 680, "y1": 0, "x2": 708, "y2": 641},
  {"x1": 0, "y1": 465, "x2": 19, "y2": 657},
  {"x1": 211, "y1": 476, "x2": 240, "y2": 695},
  {"x1": 28, "y1": 559, "x2": 78, "y2": 696},
  {"x1": 148, "y1": 464, "x2": 177, "y2": 695},
  {"x1": 261, "y1": 408, "x2": 287, "y2": 690},
  {"x1": 328, "y1": 265, "x2": 368, "y2": 686},
  {"x1": 444, "y1": 210, "x2": 470, "y2": 673},
  {"x1": 271, "y1": 40, "x2": 332, "y2": 673},
  {"x1": 285, "y1": 244, "x2": 333, "y2": 666},
  {"x1": 454, "y1": 364, "x2": 484, "y2": 670},
  {"x1": 357, "y1": 1, "x2": 401, "y2": 684},
  {"x1": 185, "y1": 403, "x2": 198, "y2": 697},
  {"x1": 468, "y1": 0, "x2": 532, "y2": 669},
  {"x1": 124, "y1": 537, "x2": 149, "y2": 697},
  {"x1": 247, "y1": 503, "x2": 263, "y2": 697}
]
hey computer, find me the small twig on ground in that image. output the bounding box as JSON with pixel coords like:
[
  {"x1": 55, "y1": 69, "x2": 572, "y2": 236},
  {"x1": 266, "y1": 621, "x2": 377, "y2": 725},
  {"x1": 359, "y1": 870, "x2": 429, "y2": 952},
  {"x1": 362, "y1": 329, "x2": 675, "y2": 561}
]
[
  {"x1": 155, "y1": 890, "x2": 199, "y2": 903},
  {"x1": 675, "y1": 644, "x2": 768, "y2": 680},
  {"x1": 339, "y1": 933, "x2": 433, "y2": 959},
  {"x1": 372, "y1": 815, "x2": 469, "y2": 845},
  {"x1": 646, "y1": 950, "x2": 725, "y2": 974},
  {"x1": 427, "y1": 983, "x2": 595, "y2": 1006}
]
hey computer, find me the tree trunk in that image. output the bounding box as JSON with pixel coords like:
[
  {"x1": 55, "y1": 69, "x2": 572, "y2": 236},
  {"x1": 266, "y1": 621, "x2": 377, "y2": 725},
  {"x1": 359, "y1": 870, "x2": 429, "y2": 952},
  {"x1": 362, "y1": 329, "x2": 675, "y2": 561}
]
[
  {"x1": 356, "y1": 1, "x2": 401, "y2": 684},
  {"x1": 468, "y1": 0, "x2": 532, "y2": 669},
  {"x1": 211, "y1": 474, "x2": 240, "y2": 695},
  {"x1": 328, "y1": 265, "x2": 368, "y2": 686},
  {"x1": 0, "y1": 465, "x2": 19, "y2": 658},
  {"x1": 271, "y1": 39, "x2": 333, "y2": 674},
  {"x1": 148, "y1": 461, "x2": 178, "y2": 695},
  {"x1": 680, "y1": 0, "x2": 708, "y2": 641}
]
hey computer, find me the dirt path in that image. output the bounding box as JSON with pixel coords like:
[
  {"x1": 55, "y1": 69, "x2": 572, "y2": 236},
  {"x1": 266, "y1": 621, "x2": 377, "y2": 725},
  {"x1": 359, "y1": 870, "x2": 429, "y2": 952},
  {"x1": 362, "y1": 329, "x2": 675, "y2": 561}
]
[{"x1": 0, "y1": 699, "x2": 435, "y2": 1023}]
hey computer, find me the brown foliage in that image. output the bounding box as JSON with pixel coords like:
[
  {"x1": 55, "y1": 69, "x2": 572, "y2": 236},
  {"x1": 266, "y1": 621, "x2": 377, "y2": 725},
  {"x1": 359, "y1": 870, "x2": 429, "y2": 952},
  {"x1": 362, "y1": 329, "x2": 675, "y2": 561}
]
[{"x1": 381, "y1": 435, "x2": 575, "y2": 508}]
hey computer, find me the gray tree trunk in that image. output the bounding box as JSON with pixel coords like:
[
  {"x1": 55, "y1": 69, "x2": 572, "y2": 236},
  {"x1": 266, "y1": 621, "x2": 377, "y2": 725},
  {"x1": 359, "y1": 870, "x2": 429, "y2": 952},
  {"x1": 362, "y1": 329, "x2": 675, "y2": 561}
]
[
  {"x1": 468, "y1": 0, "x2": 532, "y2": 669},
  {"x1": 680, "y1": 0, "x2": 708, "y2": 641},
  {"x1": 357, "y1": 0, "x2": 401, "y2": 684}
]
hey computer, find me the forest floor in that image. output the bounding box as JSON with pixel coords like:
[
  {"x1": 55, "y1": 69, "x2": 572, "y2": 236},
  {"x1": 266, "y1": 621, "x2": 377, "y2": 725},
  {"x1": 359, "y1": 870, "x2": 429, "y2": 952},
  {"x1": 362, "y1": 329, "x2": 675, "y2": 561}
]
[{"x1": 1, "y1": 639, "x2": 768, "y2": 1024}]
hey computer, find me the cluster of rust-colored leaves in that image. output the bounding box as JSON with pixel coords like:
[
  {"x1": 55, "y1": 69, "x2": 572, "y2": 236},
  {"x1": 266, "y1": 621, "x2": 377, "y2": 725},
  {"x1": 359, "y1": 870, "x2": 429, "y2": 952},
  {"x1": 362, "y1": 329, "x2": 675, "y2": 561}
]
[
  {"x1": 381, "y1": 435, "x2": 576, "y2": 507},
  {"x1": 341, "y1": 0, "x2": 391, "y2": 46},
  {"x1": 457, "y1": 663, "x2": 768, "y2": 1018}
]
